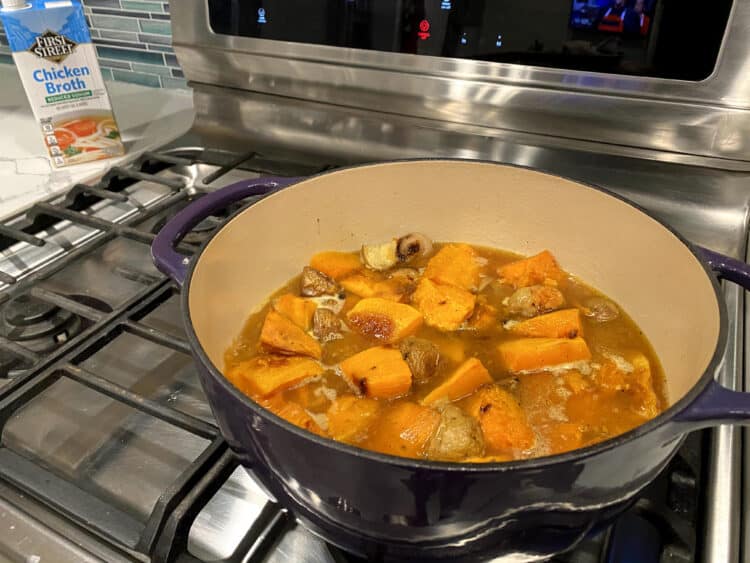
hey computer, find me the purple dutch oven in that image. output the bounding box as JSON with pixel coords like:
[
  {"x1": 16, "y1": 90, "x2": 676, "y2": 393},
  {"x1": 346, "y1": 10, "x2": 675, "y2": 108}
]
[{"x1": 152, "y1": 160, "x2": 750, "y2": 561}]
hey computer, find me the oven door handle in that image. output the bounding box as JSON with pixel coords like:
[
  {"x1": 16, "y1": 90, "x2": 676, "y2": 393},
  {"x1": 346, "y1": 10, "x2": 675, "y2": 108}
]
[{"x1": 151, "y1": 176, "x2": 301, "y2": 287}]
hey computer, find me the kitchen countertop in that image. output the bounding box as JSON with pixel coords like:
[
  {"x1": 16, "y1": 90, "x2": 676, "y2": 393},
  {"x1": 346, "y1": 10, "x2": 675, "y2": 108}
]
[{"x1": 0, "y1": 64, "x2": 195, "y2": 221}]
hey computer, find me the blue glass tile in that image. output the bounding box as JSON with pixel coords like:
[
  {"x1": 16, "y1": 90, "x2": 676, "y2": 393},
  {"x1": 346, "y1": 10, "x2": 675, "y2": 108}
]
[
  {"x1": 112, "y1": 69, "x2": 161, "y2": 88},
  {"x1": 160, "y1": 76, "x2": 188, "y2": 89},
  {"x1": 96, "y1": 45, "x2": 164, "y2": 65},
  {"x1": 137, "y1": 32, "x2": 170, "y2": 45},
  {"x1": 139, "y1": 19, "x2": 171, "y2": 35},
  {"x1": 91, "y1": 14, "x2": 140, "y2": 31}
]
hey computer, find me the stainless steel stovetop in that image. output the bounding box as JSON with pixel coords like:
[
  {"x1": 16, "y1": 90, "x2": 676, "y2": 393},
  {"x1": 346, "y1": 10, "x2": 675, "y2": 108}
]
[{"x1": 0, "y1": 134, "x2": 746, "y2": 563}]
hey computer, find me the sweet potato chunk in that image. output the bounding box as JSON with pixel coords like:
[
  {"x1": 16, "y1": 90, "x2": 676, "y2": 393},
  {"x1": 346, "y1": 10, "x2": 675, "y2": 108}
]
[
  {"x1": 424, "y1": 243, "x2": 481, "y2": 291},
  {"x1": 595, "y1": 354, "x2": 659, "y2": 418},
  {"x1": 497, "y1": 250, "x2": 564, "y2": 289},
  {"x1": 310, "y1": 251, "x2": 362, "y2": 280},
  {"x1": 422, "y1": 358, "x2": 493, "y2": 405},
  {"x1": 412, "y1": 278, "x2": 476, "y2": 331},
  {"x1": 346, "y1": 298, "x2": 423, "y2": 343},
  {"x1": 339, "y1": 346, "x2": 412, "y2": 399},
  {"x1": 363, "y1": 402, "x2": 440, "y2": 459},
  {"x1": 227, "y1": 355, "x2": 323, "y2": 398},
  {"x1": 508, "y1": 309, "x2": 583, "y2": 339},
  {"x1": 260, "y1": 310, "x2": 322, "y2": 359},
  {"x1": 463, "y1": 386, "x2": 535, "y2": 454},
  {"x1": 566, "y1": 391, "x2": 649, "y2": 438},
  {"x1": 326, "y1": 395, "x2": 381, "y2": 443},
  {"x1": 260, "y1": 394, "x2": 326, "y2": 436},
  {"x1": 340, "y1": 272, "x2": 404, "y2": 302},
  {"x1": 631, "y1": 354, "x2": 659, "y2": 418},
  {"x1": 498, "y1": 337, "x2": 591, "y2": 372},
  {"x1": 273, "y1": 293, "x2": 317, "y2": 331}
]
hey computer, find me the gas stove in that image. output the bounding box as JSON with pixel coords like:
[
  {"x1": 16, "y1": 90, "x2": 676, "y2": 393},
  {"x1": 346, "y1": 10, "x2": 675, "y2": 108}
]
[
  {"x1": 2, "y1": 0, "x2": 750, "y2": 559},
  {"x1": 0, "y1": 136, "x2": 745, "y2": 563}
]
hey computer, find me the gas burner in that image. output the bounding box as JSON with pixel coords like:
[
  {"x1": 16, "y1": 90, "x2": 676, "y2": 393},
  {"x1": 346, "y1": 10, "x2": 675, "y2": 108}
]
[
  {"x1": 68, "y1": 294, "x2": 114, "y2": 314},
  {"x1": 0, "y1": 294, "x2": 83, "y2": 354},
  {"x1": 182, "y1": 215, "x2": 224, "y2": 245},
  {"x1": 0, "y1": 349, "x2": 34, "y2": 379},
  {"x1": 152, "y1": 199, "x2": 250, "y2": 246}
]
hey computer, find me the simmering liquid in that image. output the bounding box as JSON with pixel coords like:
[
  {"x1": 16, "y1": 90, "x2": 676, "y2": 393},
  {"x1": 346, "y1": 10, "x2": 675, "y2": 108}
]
[{"x1": 225, "y1": 240, "x2": 666, "y2": 462}]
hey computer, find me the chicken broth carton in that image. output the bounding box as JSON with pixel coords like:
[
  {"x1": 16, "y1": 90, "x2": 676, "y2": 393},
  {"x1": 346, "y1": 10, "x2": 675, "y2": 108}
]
[{"x1": 0, "y1": 0, "x2": 124, "y2": 167}]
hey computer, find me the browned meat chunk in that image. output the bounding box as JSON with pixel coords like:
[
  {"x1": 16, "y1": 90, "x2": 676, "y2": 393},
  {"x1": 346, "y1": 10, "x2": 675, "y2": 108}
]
[
  {"x1": 506, "y1": 285, "x2": 565, "y2": 318},
  {"x1": 426, "y1": 405, "x2": 484, "y2": 461},
  {"x1": 301, "y1": 266, "x2": 340, "y2": 297},
  {"x1": 313, "y1": 308, "x2": 342, "y2": 341},
  {"x1": 400, "y1": 337, "x2": 440, "y2": 382}
]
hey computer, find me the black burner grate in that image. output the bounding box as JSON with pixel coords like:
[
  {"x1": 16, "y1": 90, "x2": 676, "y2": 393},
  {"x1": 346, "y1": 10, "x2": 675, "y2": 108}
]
[{"x1": 0, "y1": 149, "x2": 312, "y2": 563}]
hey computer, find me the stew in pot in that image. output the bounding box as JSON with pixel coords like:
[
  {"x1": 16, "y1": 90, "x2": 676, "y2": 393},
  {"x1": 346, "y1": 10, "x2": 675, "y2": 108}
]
[{"x1": 224, "y1": 235, "x2": 667, "y2": 462}]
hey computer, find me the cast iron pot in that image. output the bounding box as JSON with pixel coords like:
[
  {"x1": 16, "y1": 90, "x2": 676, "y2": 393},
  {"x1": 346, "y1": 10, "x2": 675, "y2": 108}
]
[{"x1": 151, "y1": 160, "x2": 750, "y2": 562}]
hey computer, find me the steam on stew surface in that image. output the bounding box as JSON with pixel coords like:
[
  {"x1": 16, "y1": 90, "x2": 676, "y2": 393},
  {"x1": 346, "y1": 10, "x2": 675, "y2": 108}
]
[{"x1": 224, "y1": 235, "x2": 666, "y2": 463}]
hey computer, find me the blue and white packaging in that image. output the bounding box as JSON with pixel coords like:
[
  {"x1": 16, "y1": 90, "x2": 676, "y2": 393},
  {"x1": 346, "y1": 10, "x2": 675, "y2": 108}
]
[{"x1": 0, "y1": 0, "x2": 124, "y2": 167}]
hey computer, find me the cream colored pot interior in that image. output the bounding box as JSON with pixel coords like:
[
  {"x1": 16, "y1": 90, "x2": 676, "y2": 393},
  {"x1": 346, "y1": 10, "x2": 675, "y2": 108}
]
[{"x1": 189, "y1": 161, "x2": 720, "y2": 405}]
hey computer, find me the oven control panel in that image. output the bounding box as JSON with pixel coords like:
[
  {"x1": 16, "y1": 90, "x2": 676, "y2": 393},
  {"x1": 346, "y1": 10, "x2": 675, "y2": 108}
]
[{"x1": 208, "y1": 0, "x2": 732, "y2": 81}]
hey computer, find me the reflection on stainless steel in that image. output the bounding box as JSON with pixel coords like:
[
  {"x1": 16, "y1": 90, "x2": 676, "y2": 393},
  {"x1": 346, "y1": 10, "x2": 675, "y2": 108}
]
[
  {"x1": 260, "y1": 523, "x2": 336, "y2": 563},
  {"x1": 178, "y1": 93, "x2": 750, "y2": 258},
  {"x1": 80, "y1": 328, "x2": 213, "y2": 422},
  {"x1": 705, "y1": 283, "x2": 743, "y2": 563},
  {"x1": 2, "y1": 377, "x2": 209, "y2": 524},
  {"x1": 188, "y1": 467, "x2": 270, "y2": 561},
  {"x1": 0, "y1": 496, "x2": 110, "y2": 563},
  {"x1": 184, "y1": 85, "x2": 750, "y2": 173},
  {"x1": 172, "y1": 0, "x2": 750, "y2": 162},
  {"x1": 38, "y1": 237, "x2": 162, "y2": 309},
  {"x1": 0, "y1": 173, "x2": 175, "y2": 293}
]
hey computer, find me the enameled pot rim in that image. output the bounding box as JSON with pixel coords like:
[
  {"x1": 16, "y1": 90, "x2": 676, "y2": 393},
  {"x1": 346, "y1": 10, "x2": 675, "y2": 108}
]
[{"x1": 180, "y1": 158, "x2": 728, "y2": 472}]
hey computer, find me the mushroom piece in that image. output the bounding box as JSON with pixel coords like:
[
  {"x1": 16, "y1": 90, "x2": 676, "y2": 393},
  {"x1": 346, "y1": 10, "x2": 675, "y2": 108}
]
[
  {"x1": 400, "y1": 337, "x2": 440, "y2": 382},
  {"x1": 506, "y1": 285, "x2": 565, "y2": 318},
  {"x1": 396, "y1": 233, "x2": 433, "y2": 263},
  {"x1": 313, "y1": 308, "x2": 342, "y2": 341},
  {"x1": 582, "y1": 297, "x2": 619, "y2": 323},
  {"x1": 301, "y1": 267, "x2": 340, "y2": 297},
  {"x1": 389, "y1": 268, "x2": 420, "y2": 283},
  {"x1": 426, "y1": 405, "x2": 484, "y2": 461},
  {"x1": 361, "y1": 239, "x2": 399, "y2": 271}
]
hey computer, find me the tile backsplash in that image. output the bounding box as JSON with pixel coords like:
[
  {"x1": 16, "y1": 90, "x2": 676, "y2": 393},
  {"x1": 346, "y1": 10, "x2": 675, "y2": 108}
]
[{"x1": 0, "y1": 0, "x2": 187, "y2": 89}]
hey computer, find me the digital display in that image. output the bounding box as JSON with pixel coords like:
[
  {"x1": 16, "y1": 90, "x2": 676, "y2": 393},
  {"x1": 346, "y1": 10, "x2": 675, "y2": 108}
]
[
  {"x1": 570, "y1": 0, "x2": 656, "y2": 36},
  {"x1": 207, "y1": 0, "x2": 732, "y2": 81}
]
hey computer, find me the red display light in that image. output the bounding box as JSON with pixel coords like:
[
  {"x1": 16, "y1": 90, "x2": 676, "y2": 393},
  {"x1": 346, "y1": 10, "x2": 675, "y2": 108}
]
[{"x1": 418, "y1": 19, "x2": 431, "y2": 40}]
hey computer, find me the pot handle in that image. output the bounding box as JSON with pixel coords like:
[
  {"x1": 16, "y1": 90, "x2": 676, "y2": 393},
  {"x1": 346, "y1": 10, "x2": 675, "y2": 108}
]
[
  {"x1": 151, "y1": 176, "x2": 301, "y2": 287},
  {"x1": 672, "y1": 246, "x2": 750, "y2": 425},
  {"x1": 696, "y1": 245, "x2": 750, "y2": 290}
]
